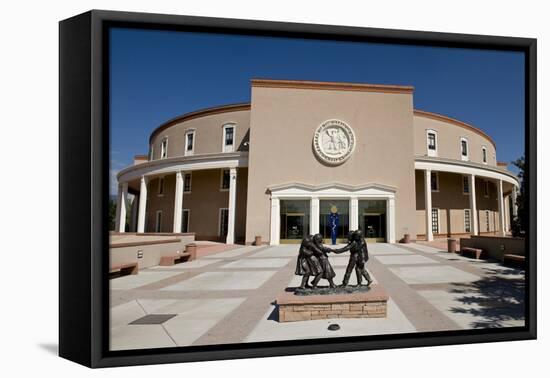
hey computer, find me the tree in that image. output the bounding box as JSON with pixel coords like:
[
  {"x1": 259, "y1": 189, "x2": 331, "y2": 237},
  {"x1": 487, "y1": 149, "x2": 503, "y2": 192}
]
[
  {"x1": 108, "y1": 199, "x2": 117, "y2": 231},
  {"x1": 511, "y1": 156, "x2": 526, "y2": 237}
]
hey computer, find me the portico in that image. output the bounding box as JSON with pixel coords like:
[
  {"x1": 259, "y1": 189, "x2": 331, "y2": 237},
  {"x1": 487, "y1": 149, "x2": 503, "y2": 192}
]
[
  {"x1": 116, "y1": 153, "x2": 248, "y2": 243},
  {"x1": 268, "y1": 183, "x2": 397, "y2": 245},
  {"x1": 415, "y1": 157, "x2": 519, "y2": 240}
]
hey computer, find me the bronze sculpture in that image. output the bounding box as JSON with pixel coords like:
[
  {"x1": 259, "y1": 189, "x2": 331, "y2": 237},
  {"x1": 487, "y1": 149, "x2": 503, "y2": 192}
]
[{"x1": 294, "y1": 229, "x2": 372, "y2": 294}]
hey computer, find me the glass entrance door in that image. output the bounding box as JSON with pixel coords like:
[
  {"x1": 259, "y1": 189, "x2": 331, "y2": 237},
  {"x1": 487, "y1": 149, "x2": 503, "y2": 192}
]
[
  {"x1": 280, "y1": 200, "x2": 310, "y2": 243},
  {"x1": 284, "y1": 214, "x2": 305, "y2": 240},
  {"x1": 319, "y1": 199, "x2": 349, "y2": 244},
  {"x1": 359, "y1": 200, "x2": 387, "y2": 242},
  {"x1": 363, "y1": 214, "x2": 386, "y2": 242}
]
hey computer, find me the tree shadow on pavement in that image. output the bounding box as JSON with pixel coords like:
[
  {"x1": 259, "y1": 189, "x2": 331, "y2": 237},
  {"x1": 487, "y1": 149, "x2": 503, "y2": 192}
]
[{"x1": 448, "y1": 267, "x2": 525, "y2": 328}]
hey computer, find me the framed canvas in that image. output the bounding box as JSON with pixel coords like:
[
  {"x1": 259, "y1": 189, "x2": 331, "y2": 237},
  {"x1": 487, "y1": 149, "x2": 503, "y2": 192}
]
[{"x1": 59, "y1": 9, "x2": 537, "y2": 368}]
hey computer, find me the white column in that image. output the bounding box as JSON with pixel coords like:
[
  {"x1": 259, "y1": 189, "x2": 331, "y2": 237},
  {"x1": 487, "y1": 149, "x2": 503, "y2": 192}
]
[
  {"x1": 270, "y1": 197, "x2": 280, "y2": 245},
  {"x1": 137, "y1": 176, "x2": 148, "y2": 233},
  {"x1": 310, "y1": 197, "x2": 320, "y2": 235},
  {"x1": 468, "y1": 174, "x2": 478, "y2": 235},
  {"x1": 424, "y1": 169, "x2": 433, "y2": 241},
  {"x1": 497, "y1": 180, "x2": 506, "y2": 236},
  {"x1": 173, "y1": 171, "x2": 184, "y2": 233},
  {"x1": 226, "y1": 168, "x2": 237, "y2": 244},
  {"x1": 349, "y1": 197, "x2": 359, "y2": 231},
  {"x1": 387, "y1": 197, "x2": 396, "y2": 243},
  {"x1": 115, "y1": 182, "x2": 128, "y2": 233}
]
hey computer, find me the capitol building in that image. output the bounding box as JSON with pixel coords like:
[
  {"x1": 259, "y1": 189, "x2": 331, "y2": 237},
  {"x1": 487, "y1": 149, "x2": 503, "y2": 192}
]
[{"x1": 115, "y1": 79, "x2": 519, "y2": 245}]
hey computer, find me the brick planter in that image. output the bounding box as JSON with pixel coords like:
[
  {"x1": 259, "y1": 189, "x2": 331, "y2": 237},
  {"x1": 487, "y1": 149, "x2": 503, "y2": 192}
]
[{"x1": 276, "y1": 285, "x2": 389, "y2": 322}]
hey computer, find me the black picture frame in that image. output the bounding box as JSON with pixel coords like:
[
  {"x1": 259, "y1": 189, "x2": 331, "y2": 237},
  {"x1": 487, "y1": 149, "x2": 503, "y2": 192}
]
[{"x1": 59, "y1": 9, "x2": 537, "y2": 368}]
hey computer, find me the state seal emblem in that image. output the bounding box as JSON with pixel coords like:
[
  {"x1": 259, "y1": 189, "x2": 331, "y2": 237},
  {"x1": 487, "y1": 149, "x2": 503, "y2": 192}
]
[{"x1": 313, "y1": 119, "x2": 356, "y2": 165}]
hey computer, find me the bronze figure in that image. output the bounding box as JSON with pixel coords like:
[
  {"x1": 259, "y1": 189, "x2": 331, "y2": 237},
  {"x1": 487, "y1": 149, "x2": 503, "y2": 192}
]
[{"x1": 335, "y1": 230, "x2": 373, "y2": 287}]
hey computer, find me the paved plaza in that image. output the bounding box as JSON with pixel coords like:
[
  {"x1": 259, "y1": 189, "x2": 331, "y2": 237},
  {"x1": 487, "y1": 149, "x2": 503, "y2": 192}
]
[{"x1": 110, "y1": 242, "x2": 525, "y2": 350}]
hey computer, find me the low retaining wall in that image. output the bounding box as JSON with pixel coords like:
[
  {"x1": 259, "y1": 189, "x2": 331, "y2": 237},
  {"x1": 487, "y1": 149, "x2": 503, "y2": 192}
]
[
  {"x1": 459, "y1": 235, "x2": 525, "y2": 260},
  {"x1": 276, "y1": 285, "x2": 388, "y2": 322},
  {"x1": 110, "y1": 233, "x2": 195, "y2": 270}
]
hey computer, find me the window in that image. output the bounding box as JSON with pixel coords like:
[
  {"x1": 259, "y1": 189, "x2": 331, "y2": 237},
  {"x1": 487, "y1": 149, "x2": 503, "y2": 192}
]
[
  {"x1": 155, "y1": 211, "x2": 163, "y2": 233},
  {"x1": 220, "y1": 169, "x2": 230, "y2": 190},
  {"x1": 482, "y1": 146, "x2": 488, "y2": 164},
  {"x1": 181, "y1": 209, "x2": 190, "y2": 233},
  {"x1": 160, "y1": 138, "x2": 168, "y2": 159},
  {"x1": 157, "y1": 177, "x2": 164, "y2": 196},
  {"x1": 485, "y1": 210, "x2": 490, "y2": 232},
  {"x1": 426, "y1": 130, "x2": 437, "y2": 157},
  {"x1": 185, "y1": 130, "x2": 195, "y2": 156},
  {"x1": 431, "y1": 208, "x2": 439, "y2": 234},
  {"x1": 464, "y1": 209, "x2": 471, "y2": 233},
  {"x1": 222, "y1": 123, "x2": 235, "y2": 153},
  {"x1": 184, "y1": 173, "x2": 192, "y2": 193},
  {"x1": 484, "y1": 180, "x2": 490, "y2": 197},
  {"x1": 219, "y1": 208, "x2": 229, "y2": 236},
  {"x1": 430, "y1": 172, "x2": 439, "y2": 192},
  {"x1": 460, "y1": 138, "x2": 469, "y2": 160},
  {"x1": 462, "y1": 176, "x2": 469, "y2": 194}
]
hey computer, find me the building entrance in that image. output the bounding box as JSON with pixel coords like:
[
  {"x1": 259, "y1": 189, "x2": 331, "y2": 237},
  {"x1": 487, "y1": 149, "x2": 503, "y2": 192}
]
[
  {"x1": 280, "y1": 200, "x2": 310, "y2": 243},
  {"x1": 359, "y1": 200, "x2": 387, "y2": 242}
]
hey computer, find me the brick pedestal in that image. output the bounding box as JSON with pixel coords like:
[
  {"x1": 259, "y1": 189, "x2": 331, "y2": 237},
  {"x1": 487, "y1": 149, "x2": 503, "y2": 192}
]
[{"x1": 276, "y1": 285, "x2": 389, "y2": 322}]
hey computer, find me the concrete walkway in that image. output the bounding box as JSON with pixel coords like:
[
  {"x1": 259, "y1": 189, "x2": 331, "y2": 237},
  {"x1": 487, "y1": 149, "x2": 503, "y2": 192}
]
[{"x1": 110, "y1": 242, "x2": 525, "y2": 351}]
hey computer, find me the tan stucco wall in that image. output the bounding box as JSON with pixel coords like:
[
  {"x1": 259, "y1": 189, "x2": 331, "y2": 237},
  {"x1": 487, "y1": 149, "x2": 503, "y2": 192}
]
[
  {"x1": 245, "y1": 85, "x2": 416, "y2": 244},
  {"x1": 415, "y1": 170, "x2": 501, "y2": 236},
  {"x1": 150, "y1": 110, "x2": 250, "y2": 159},
  {"x1": 146, "y1": 175, "x2": 176, "y2": 232},
  {"x1": 413, "y1": 114, "x2": 497, "y2": 166},
  {"x1": 144, "y1": 169, "x2": 248, "y2": 241}
]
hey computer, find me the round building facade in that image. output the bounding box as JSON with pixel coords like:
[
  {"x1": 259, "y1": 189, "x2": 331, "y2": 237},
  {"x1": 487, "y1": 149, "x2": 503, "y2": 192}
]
[{"x1": 115, "y1": 79, "x2": 519, "y2": 245}]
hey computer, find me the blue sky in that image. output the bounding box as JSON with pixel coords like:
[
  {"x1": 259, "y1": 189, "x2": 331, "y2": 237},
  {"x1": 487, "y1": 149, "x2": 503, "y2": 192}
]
[{"x1": 110, "y1": 27, "x2": 525, "y2": 195}]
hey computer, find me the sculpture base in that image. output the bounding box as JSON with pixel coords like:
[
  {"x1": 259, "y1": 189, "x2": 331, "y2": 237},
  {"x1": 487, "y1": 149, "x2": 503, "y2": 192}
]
[
  {"x1": 294, "y1": 285, "x2": 372, "y2": 296},
  {"x1": 276, "y1": 285, "x2": 388, "y2": 322}
]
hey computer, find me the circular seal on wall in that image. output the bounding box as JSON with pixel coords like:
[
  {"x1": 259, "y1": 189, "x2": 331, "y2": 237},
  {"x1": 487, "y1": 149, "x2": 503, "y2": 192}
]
[{"x1": 313, "y1": 119, "x2": 356, "y2": 165}]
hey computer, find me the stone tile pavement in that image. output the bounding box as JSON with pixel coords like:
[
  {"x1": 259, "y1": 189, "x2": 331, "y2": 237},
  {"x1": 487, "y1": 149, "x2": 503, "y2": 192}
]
[{"x1": 110, "y1": 241, "x2": 525, "y2": 351}]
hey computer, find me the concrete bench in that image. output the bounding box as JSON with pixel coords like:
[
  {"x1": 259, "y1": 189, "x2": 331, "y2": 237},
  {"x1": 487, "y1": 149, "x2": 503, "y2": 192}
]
[
  {"x1": 503, "y1": 254, "x2": 525, "y2": 266},
  {"x1": 109, "y1": 262, "x2": 138, "y2": 278},
  {"x1": 159, "y1": 252, "x2": 192, "y2": 266},
  {"x1": 459, "y1": 247, "x2": 484, "y2": 260}
]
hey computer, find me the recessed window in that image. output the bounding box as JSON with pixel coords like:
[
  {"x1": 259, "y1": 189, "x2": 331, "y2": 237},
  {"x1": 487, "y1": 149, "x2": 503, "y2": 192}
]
[
  {"x1": 484, "y1": 180, "x2": 490, "y2": 197},
  {"x1": 430, "y1": 172, "x2": 439, "y2": 192},
  {"x1": 485, "y1": 210, "x2": 490, "y2": 232},
  {"x1": 185, "y1": 130, "x2": 195, "y2": 156},
  {"x1": 184, "y1": 173, "x2": 192, "y2": 193},
  {"x1": 460, "y1": 138, "x2": 469, "y2": 161},
  {"x1": 181, "y1": 209, "x2": 190, "y2": 233},
  {"x1": 219, "y1": 208, "x2": 229, "y2": 237},
  {"x1": 431, "y1": 208, "x2": 439, "y2": 234},
  {"x1": 482, "y1": 146, "x2": 488, "y2": 164},
  {"x1": 157, "y1": 177, "x2": 164, "y2": 196},
  {"x1": 464, "y1": 209, "x2": 471, "y2": 233},
  {"x1": 426, "y1": 130, "x2": 437, "y2": 157},
  {"x1": 462, "y1": 176, "x2": 469, "y2": 194},
  {"x1": 222, "y1": 123, "x2": 236, "y2": 153},
  {"x1": 220, "y1": 169, "x2": 230, "y2": 190},
  {"x1": 160, "y1": 138, "x2": 168, "y2": 159},
  {"x1": 155, "y1": 210, "x2": 163, "y2": 233}
]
